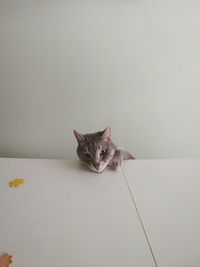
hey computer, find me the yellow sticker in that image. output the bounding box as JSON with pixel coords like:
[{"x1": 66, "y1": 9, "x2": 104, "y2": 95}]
[{"x1": 9, "y1": 178, "x2": 24, "y2": 188}]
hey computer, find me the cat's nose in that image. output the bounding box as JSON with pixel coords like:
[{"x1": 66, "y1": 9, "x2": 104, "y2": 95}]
[{"x1": 94, "y1": 163, "x2": 100, "y2": 170}]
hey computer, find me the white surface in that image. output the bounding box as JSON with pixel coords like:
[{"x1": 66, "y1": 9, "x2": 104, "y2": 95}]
[
  {"x1": 1, "y1": 1, "x2": 200, "y2": 159},
  {"x1": 123, "y1": 159, "x2": 200, "y2": 267},
  {"x1": 0, "y1": 158, "x2": 155, "y2": 267}
]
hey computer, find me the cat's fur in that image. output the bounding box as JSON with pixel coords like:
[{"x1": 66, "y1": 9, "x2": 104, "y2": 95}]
[{"x1": 73, "y1": 127, "x2": 134, "y2": 173}]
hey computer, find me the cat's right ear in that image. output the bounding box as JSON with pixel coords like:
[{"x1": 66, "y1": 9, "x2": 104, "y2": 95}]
[{"x1": 73, "y1": 130, "x2": 85, "y2": 144}]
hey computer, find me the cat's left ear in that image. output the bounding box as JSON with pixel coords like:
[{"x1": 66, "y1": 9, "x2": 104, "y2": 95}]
[
  {"x1": 102, "y1": 127, "x2": 111, "y2": 141},
  {"x1": 73, "y1": 130, "x2": 85, "y2": 144},
  {"x1": 122, "y1": 150, "x2": 135, "y2": 160}
]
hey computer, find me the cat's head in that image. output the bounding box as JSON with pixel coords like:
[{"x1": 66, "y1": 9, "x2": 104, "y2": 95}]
[{"x1": 73, "y1": 127, "x2": 115, "y2": 173}]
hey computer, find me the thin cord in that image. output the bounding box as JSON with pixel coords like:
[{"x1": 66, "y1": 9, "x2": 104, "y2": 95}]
[{"x1": 122, "y1": 169, "x2": 159, "y2": 267}]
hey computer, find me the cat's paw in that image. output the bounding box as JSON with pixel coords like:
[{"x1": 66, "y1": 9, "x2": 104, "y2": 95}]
[{"x1": 109, "y1": 160, "x2": 123, "y2": 172}]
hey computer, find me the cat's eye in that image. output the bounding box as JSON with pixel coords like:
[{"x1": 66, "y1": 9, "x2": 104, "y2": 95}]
[{"x1": 100, "y1": 150, "x2": 107, "y2": 157}]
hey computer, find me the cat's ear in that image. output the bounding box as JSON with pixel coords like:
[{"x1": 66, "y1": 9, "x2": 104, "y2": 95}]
[
  {"x1": 73, "y1": 130, "x2": 85, "y2": 144},
  {"x1": 101, "y1": 127, "x2": 111, "y2": 141},
  {"x1": 122, "y1": 150, "x2": 135, "y2": 160}
]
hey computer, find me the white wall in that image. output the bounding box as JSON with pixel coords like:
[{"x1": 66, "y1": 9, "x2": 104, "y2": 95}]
[{"x1": 0, "y1": 1, "x2": 200, "y2": 159}]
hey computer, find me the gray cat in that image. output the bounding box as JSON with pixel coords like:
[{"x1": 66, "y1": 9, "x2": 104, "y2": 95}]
[{"x1": 73, "y1": 127, "x2": 134, "y2": 173}]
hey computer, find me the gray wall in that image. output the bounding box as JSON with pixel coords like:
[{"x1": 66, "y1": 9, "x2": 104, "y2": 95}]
[{"x1": 0, "y1": 1, "x2": 200, "y2": 159}]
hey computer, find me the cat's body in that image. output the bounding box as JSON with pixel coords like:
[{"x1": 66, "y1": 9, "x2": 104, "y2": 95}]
[{"x1": 73, "y1": 127, "x2": 134, "y2": 173}]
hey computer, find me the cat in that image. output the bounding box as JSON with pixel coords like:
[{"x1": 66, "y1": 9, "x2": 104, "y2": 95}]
[{"x1": 73, "y1": 127, "x2": 135, "y2": 173}]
